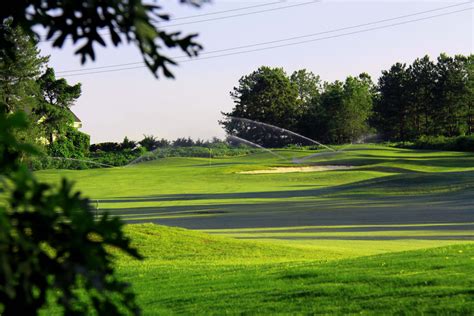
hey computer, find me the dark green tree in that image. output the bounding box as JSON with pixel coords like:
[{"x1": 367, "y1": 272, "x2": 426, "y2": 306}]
[
  {"x1": 221, "y1": 66, "x2": 301, "y2": 147},
  {"x1": 339, "y1": 74, "x2": 374, "y2": 143},
  {"x1": 466, "y1": 54, "x2": 474, "y2": 135},
  {"x1": 36, "y1": 68, "x2": 82, "y2": 144},
  {"x1": 139, "y1": 134, "x2": 159, "y2": 151},
  {"x1": 290, "y1": 69, "x2": 321, "y2": 105},
  {"x1": 121, "y1": 136, "x2": 137, "y2": 151},
  {"x1": 433, "y1": 54, "x2": 471, "y2": 136},
  {"x1": 373, "y1": 53, "x2": 472, "y2": 141},
  {"x1": 308, "y1": 74, "x2": 373, "y2": 144},
  {"x1": 0, "y1": 23, "x2": 48, "y2": 113},
  {"x1": 290, "y1": 69, "x2": 322, "y2": 138},
  {"x1": 406, "y1": 55, "x2": 437, "y2": 136},
  {"x1": 373, "y1": 63, "x2": 412, "y2": 141}
]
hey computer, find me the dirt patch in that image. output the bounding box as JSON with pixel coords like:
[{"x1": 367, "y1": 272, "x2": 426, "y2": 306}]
[{"x1": 238, "y1": 165, "x2": 353, "y2": 174}]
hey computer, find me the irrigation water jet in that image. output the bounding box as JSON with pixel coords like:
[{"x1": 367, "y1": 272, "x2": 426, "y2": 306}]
[
  {"x1": 292, "y1": 151, "x2": 342, "y2": 164},
  {"x1": 226, "y1": 116, "x2": 336, "y2": 152},
  {"x1": 125, "y1": 147, "x2": 165, "y2": 167},
  {"x1": 227, "y1": 135, "x2": 287, "y2": 160},
  {"x1": 49, "y1": 157, "x2": 116, "y2": 168}
]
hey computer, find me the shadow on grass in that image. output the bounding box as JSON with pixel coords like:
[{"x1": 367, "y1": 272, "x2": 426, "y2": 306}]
[{"x1": 101, "y1": 171, "x2": 474, "y2": 204}]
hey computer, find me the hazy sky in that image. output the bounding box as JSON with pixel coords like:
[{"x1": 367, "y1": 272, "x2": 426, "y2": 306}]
[{"x1": 38, "y1": 0, "x2": 473, "y2": 144}]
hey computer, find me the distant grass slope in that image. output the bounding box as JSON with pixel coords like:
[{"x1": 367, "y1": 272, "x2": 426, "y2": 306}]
[
  {"x1": 35, "y1": 145, "x2": 474, "y2": 229},
  {"x1": 35, "y1": 144, "x2": 474, "y2": 315},
  {"x1": 115, "y1": 224, "x2": 474, "y2": 315}
]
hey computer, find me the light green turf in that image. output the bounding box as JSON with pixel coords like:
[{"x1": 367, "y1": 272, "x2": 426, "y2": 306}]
[
  {"x1": 37, "y1": 145, "x2": 474, "y2": 314},
  {"x1": 107, "y1": 225, "x2": 473, "y2": 315},
  {"x1": 36, "y1": 145, "x2": 474, "y2": 214}
]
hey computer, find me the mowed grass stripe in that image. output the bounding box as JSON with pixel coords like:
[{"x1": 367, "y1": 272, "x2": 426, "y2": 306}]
[
  {"x1": 199, "y1": 222, "x2": 474, "y2": 233},
  {"x1": 211, "y1": 230, "x2": 474, "y2": 238},
  {"x1": 111, "y1": 225, "x2": 474, "y2": 314}
]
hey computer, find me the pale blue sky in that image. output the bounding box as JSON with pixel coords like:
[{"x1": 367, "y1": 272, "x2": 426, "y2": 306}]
[{"x1": 37, "y1": 1, "x2": 473, "y2": 143}]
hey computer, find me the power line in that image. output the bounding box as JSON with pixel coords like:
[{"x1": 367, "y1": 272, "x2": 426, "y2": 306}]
[
  {"x1": 156, "y1": 1, "x2": 320, "y2": 29},
  {"x1": 56, "y1": 2, "x2": 473, "y2": 75},
  {"x1": 40, "y1": 1, "x2": 318, "y2": 43},
  {"x1": 60, "y1": 7, "x2": 473, "y2": 77},
  {"x1": 161, "y1": 1, "x2": 284, "y2": 21},
  {"x1": 59, "y1": 7, "x2": 472, "y2": 78},
  {"x1": 177, "y1": 8, "x2": 473, "y2": 62},
  {"x1": 37, "y1": 1, "x2": 282, "y2": 39}
]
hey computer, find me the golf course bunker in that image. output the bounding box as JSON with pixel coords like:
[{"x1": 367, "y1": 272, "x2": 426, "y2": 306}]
[{"x1": 239, "y1": 165, "x2": 353, "y2": 174}]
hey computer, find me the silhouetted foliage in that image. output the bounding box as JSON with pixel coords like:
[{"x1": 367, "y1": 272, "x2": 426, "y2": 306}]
[
  {"x1": 0, "y1": 0, "x2": 208, "y2": 78},
  {"x1": 373, "y1": 54, "x2": 473, "y2": 141},
  {"x1": 223, "y1": 55, "x2": 471, "y2": 146},
  {"x1": 221, "y1": 66, "x2": 302, "y2": 147},
  {"x1": 222, "y1": 67, "x2": 374, "y2": 145},
  {"x1": 396, "y1": 135, "x2": 474, "y2": 152},
  {"x1": 139, "y1": 134, "x2": 160, "y2": 151},
  {"x1": 90, "y1": 142, "x2": 122, "y2": 153},
  {"x1": 0, "y1": 112, "x2": 142, "y2": 315},
  {"x1": 1, "y1": 1, "x2": 210, "y2": 314},
  {"x1": 121, "y1": 136, "x2": 137, "y2": 151}
]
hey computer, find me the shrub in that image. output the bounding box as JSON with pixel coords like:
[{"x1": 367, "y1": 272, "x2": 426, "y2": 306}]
[
  {"x1": 393, "y1": 135, "x2": 474, "y2": 152},
  {"x1": 48, "y1": 127, "x2": 90, "y2": 158}
]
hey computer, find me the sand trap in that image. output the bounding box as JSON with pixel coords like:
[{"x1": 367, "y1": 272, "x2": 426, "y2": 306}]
[{"x1": 239, "y1": 165, "x2": 353, "y2": 174}]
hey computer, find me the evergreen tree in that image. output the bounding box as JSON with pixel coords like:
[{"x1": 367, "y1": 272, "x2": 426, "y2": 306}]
[
  {"x1": 0, "y1": 23, "x2": 47, "y2": 113},
  {"x1": 433, "y1": 54, "x2": 471, "y2": 136},
  {"x1": 407, "y1": 56, "x2": 437, "y2": 136},
  {"x1": 373, "y1": 63, "x2": 412, "y2": 141}
]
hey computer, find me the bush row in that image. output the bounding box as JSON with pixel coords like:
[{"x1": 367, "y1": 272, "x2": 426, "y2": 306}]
[
  {"x1": 30, "y1": 145, "x2": 262, "y2": 170},
  {"x1": 394, "y1": 135, "x2": 474, "y2": 152}
]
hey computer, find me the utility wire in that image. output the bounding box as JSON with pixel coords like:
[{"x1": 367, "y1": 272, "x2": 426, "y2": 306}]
[
  {"x1": 155, "y1": 0, "x2": 320, "y2": 29},
  {"x1": 57, "y1": 2, "x2": 473, "y2": 75},
  {"x1": 60, "y1": 7, "x2": 473, "y2": 77},
  {"x1": 40, "y1": 1, "x2": 318, "y2": 43},
  {"x1": 37, "y1": 1, "x2": 282, "y2": 39},
  {"x1": 59, "y1": 8, "x2": 473, "y2": 77},
  {"x1": 161, "y1": 1, "x2": 284, "y2": 21}
]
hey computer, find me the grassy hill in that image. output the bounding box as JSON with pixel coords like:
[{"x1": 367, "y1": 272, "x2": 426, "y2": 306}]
[
  {"x1": 36, "y1": 145, "x2": 474, "y2": 314},
  {"x1": 113, "y1": 224, "x2": 474, "y2": 315}
]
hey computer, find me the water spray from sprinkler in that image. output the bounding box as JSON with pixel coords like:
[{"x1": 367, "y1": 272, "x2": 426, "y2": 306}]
[
  {"x1": 227, "y1": 135, "x2": 287, "y2": 160},
  {"x1": 226, "y1": 116, "x2": 336, "y2": 152}
]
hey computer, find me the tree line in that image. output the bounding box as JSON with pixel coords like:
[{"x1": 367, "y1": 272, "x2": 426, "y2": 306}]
[
  {"x1": 221, "y1": 54, "x2": 473, "y2": 146},
  {"x1": 0, "y1": 25, "x2": 90, "y2": 159}
]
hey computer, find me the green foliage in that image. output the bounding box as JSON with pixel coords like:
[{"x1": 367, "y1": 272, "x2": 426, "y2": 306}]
[
  {"x1": 221, "y1": 66, "x2": 302, "y2": 147},
  {"x1": 135, "y1": 145, "x2": 257, "y2": 163},
  {"x1": 223, "y1": 54, "x2": 471, "y2": 146},
  {"x1": 89, "y1": 150, "x2": 141, "y2": 167},
  {"x1": 290, "y1": 69, "x2": 321, "y2": 105},
  {"x1": 48, "y1": 127, "x2": 90, "y2": 159},
  {"x1": 395, "y1": 135, "x2": 474, "y2": 152},
  {"x1": 223, "y1": 67, "x2": 374, "y2": 145},
  {"x1": 0, "y1": 0, "x2": 208, "y2": 78},
  {"x1": 90, "y1": 142, "x2": 122, "y2": 153},
  {"x1": 121, "y1": 136, "x2": 136, "y2": 151},
  {"x1": 374, "y1": 54, "x2": 473, "y2": 141},
  {"x1": 138, "y1": 134, "x2": 160, "y2": 151},
  {"x1": 0, "y1": 22, "x2": 48, "y2": 113},
  {"x1": 0, "y1": 111, "x2": 142, "y2": 315},
  {"x1": 35, "y1": 67, "x2": 82, "y2": 143}
]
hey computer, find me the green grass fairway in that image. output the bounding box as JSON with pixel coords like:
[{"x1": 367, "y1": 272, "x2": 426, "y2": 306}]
[
  {"x1": 112, "y1": 225, "x2": 474, "y2": 315},
  {"x1": 37, "y1": 145, "x2": 474, "y2": 233},
  {"x1": 37, "y1": 145, "x2": 474, "y2": 313}
]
